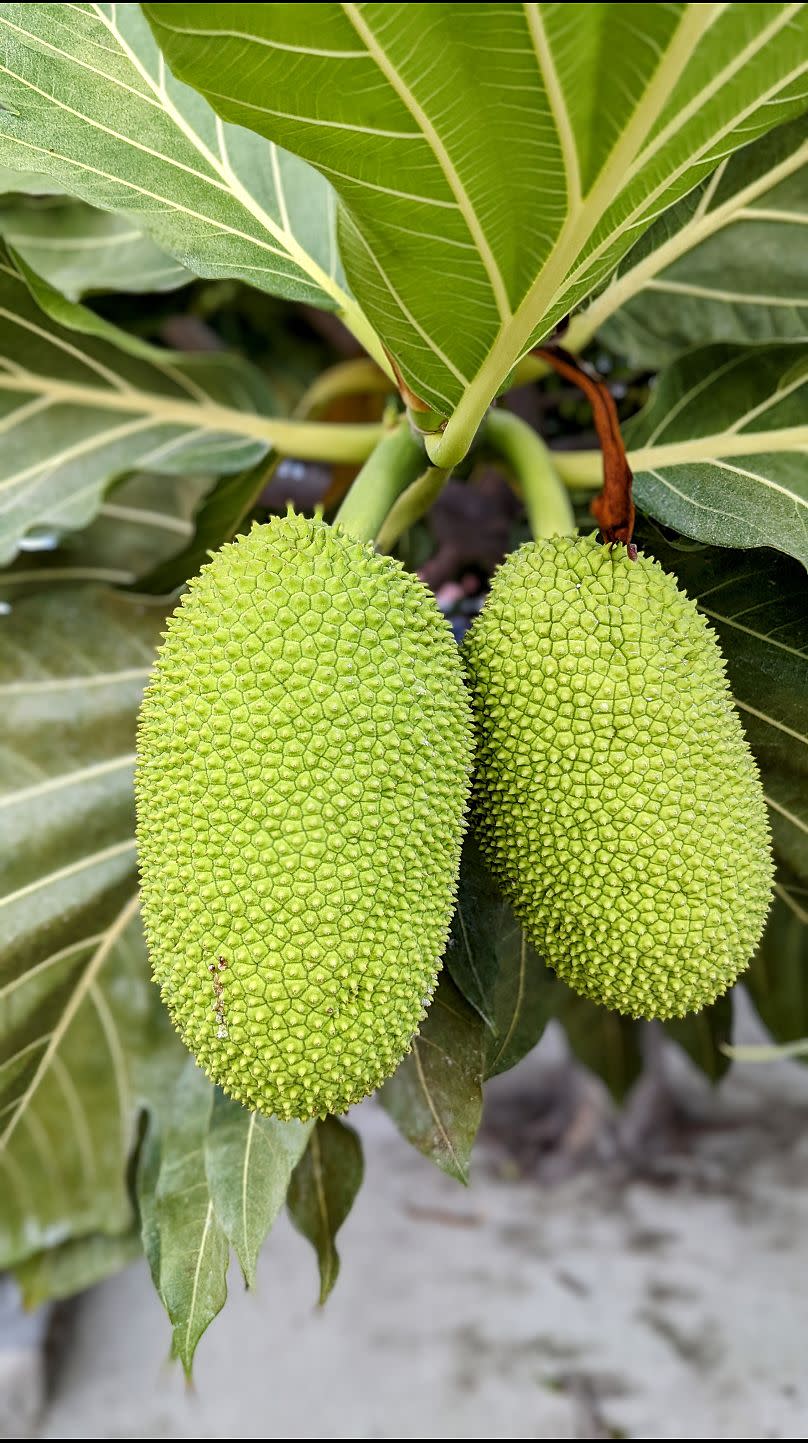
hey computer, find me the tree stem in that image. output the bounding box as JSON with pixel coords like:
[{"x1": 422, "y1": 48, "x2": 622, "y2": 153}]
[
  {"x1": 484, "y1": 409, "x2": 575, "y2": 539},
  {"x1": 334, "y1": 421, "x2": 428, "y2": 545},
  {"x1": 375, "y1": 467, "x2": 450, "y2": 553}
]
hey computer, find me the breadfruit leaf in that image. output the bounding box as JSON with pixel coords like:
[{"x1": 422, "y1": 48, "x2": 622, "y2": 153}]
[{"x1": 146, "y1": 3, "x2": 808, "y2": 464}]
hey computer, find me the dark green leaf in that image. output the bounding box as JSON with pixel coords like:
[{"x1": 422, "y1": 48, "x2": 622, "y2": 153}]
[
  {"x1": 445, "y1": 835, "x2": 502, "y2": 1026},
  {"x1": 447, "y1": 837, "x2": 555, "y2": 1075},
  {"x1": 378, "y1": 973, "x2": 484, "y2": 1184},
  {"x1": 663, "y1": 997, "x2": 732, "y2": 1082},
  {"x1": 555, "y1": 989, "x2": 644, "y2": 1103},
  {"x1": 136, "y1": 1115, "x2": 163, "y2": 1295},
  {"x1": 287, "y1": 1115, "x2": 363, "y2": 1305},
  {"x1": 484, "y1": 912, "x2": 556, "y2": 1080},
  {"x1": 747, "y1": 883, "x2": 808, "y2": 1047},
  {"x1": 205, "y1": 1093, "x2": 312, "y2": 1289},
  {"x1": 639, "y1": 529, "x2": 808, "y2": 893}
]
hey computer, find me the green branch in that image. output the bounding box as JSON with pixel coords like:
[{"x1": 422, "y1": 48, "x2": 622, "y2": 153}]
[
  {"x1": 376, "y1": 467, "x2": 449, "y2": 553},
  {"x1": 483, "y1": 409, "x2": 576, "y2": 539},
  {"x1": 334, "y1": 422, "x2": 428, "y2": 545}
]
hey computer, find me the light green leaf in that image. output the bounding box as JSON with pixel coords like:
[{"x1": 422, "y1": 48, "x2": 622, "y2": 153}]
[
  {"x1": 148, "y1": 1061, "x2": 229, "y2": 1374},
  {"x1": 557, "y1": 343, "x2": 808, "y2": 567},
  {"x1": 0, "y1": 471, "x2": 212, "y2": 599},
  {"x1": 0, "y1": 2, "x2": 382, "y2": 361},
  {"x1": 571, "y1": 114, "x2": 808, "y2": 365},
  {"x1": 146, "y1": 3, "x2": 808, "y2": 464},
  {"x1": 0, "y1": 244, "x2": 277, "y2": 563},
  {"x1": 0, "y1": 165, "x2": 62, "y2": 195},
  {"x1": 378, "y1": 973, "x2": 484, "y2": 1184},
  {"x1": 0, "y1": 586, "x2": 170, "y2": 1269},
  {"x1": 0, "y1": 196, "x2": 191, "y2": 299},
  {"x1": 13, "y1": 1227, "x2": 142, "y2": 1307},
  {"x1": 205, "y1": 1092, "x2": 312, "y2": 1289},
  {"x1": 287, "y1": 1116, "x2": 363, "y2": 1305}
]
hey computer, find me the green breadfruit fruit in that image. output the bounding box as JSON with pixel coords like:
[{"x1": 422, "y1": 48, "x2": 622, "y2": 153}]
[
  {"x1": 464, "y1": 534, "x2": 773, "y2": 1020},
  {"x1": 135, "y1": 513, "x2": 474, "y2": 1120}
]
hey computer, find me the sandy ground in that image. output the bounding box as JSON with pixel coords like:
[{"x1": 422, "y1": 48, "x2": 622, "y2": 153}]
[{"x1": 28, "y1": 1004, "x2": 808, "y2": 1442}]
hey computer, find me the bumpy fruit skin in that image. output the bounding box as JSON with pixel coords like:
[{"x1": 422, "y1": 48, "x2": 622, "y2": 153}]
[
  {"x1": 135, "y1": 514, "x2": 473, "y2": 1120},
  {"x1": 465, "y1": 534, "x2": 773, "y2": 1020}
]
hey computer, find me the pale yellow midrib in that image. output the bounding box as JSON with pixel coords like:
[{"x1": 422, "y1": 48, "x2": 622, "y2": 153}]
[
  {"x1": 431, "y1": 4, "x2": 713, "y2": 463},
  {"x1": 0, "y1": 373, "x2": 383, "y2": 458},
  {"x1": 552, "y1": 425, "x2": 808, "y2": 487},
  {"x1": 524, "y1": 4, "x2": 581, "y2": 207}
]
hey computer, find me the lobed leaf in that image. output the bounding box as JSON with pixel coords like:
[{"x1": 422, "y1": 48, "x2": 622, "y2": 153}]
[
  {"x1": 0, "y1": 586, "x2": 169, "y2": 1269},
  {"x1": 0, "y1": 195, "x2": 190, "y2": 300},
  {"x1": 0, "y1": 2, "x2": 364, "y2": 331},
  {"x1": 574, "y1": 114, "x2": 808, "y2": 365},
  {"x1": 554, "y1": 343, "x2": 808, "y2": 568},
  {"x1": 0, "y1": 471, "x2": 212, "y2": 600},
  {"x1": 147, "y1": 2, "x2": 808, "y2": 463},
  {"x1": 0, "y1": 245, "x2": 274, "y2": 563}
]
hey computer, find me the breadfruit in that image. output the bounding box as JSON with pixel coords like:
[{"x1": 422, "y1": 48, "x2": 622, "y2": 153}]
[
  {"x1": 135, "y1": 513, "x2": 473, "y2": 1120},
  {"x1": 464, "y1": 534, "x2": 773, "y2": 1019}
]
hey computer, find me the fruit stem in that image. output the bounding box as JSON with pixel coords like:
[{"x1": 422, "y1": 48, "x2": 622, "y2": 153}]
[
  {"x1": 483, "y1": 408, "x2": 576, "y2": 539},
  {"x1": 294, "y1": 358, "x2": 395, "y2": 419},
  {"x1": 334, "y1": 420, "x2": 428, "y2": 545},
  {"x1": 375, "y1": 466, "x2": 450, "y2": 553},
  {"x1": 534, "y1": 346, "x2": 635, "y2": 546}
]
